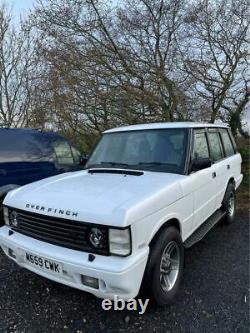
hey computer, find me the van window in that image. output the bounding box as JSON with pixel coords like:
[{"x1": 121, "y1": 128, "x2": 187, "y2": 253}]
[
  {"x1": 220, "y1": 129, "x2": 235, "y2": 157},
  {"x1": 0, "y1": 130, "x2": 52, "y2": 163},
  {"x1": 193, "y1": 131, "x2": 209, "y2": 159},
  {"x1": 208, "y1": 131, "x2": 224, "y2": 161},
  {"x1": 53, "y1": 140, "x2": 74, "y2": 165}
]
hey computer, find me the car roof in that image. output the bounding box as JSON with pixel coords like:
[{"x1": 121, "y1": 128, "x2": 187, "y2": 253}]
[{"x1": 104, "y1": 122, "x2": 229, "y2": 133}]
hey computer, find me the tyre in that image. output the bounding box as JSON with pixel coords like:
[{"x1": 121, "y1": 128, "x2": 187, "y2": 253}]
[
  {"x1": 221, "y1": 183, "x2": 236, "y2": 224},
  {"x1": 142, "y1": 226, "x2": 184, "y2": 306}
]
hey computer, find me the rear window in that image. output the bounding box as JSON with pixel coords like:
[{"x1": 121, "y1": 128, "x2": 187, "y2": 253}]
[
  {"x1": 220, "y1": 129, "x2": 235, "y2": 157},
  {"x1": 0, "y1": 130, "x2": 53, "y2": 163}
]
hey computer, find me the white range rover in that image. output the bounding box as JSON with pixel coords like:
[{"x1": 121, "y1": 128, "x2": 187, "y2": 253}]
[{"x1": 0, "y1": 123, "x2": 243, "y2": 306}]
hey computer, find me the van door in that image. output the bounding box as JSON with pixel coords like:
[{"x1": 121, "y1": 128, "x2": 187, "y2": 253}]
[{"x1": 190, "y1": 129, "x2": 217, "y2": 230}]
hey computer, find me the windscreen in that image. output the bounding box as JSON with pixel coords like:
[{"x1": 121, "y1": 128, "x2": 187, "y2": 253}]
[{"x1": 86, "y1": 128, "x2": 188, "y2": 174}]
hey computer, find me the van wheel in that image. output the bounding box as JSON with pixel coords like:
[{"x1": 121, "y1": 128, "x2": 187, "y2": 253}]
[
  {"x1": 142, "y1": 226, "x2": 184, "y2": 306},
  {"x1": 222, "y1": 183, "x2": 236, "y2": 224}
]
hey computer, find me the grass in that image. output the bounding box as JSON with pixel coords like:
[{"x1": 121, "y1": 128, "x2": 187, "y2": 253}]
[{"x1": 236, "y1": 137, "x2": 249, "y2": 213}]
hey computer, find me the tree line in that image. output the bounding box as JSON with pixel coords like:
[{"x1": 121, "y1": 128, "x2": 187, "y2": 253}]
[{"x1": 0, "y1": 0, "x2": 249, "y2": 151}]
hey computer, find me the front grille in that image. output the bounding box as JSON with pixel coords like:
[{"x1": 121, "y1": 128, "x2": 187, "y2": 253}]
[{"x1": 9, "y1": 209, "x2": 109, "y2": 255}]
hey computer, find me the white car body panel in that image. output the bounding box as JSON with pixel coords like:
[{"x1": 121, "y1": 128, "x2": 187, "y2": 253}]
[{"x1": 214, "y1": 153, "x2": 242, "y2": 207}]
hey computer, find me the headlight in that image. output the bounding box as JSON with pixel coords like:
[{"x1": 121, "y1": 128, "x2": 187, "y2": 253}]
[
  {"x1": 3, "y1": 207, "x2": 9, "y2": 225},
  {"x1": 89, "y1": 227, "x2": 106, "y2": 249},
  {"x1": 9, "y1": 211, "x2": 19, "y2": 228},
  {"x1": 109, "y1": 227, "x2": 131, "y2": 256}
]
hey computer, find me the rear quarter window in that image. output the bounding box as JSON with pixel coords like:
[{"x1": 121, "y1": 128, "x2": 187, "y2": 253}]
[{"x1": 220, "y1": 129, "x2": 235, "y2": 157}]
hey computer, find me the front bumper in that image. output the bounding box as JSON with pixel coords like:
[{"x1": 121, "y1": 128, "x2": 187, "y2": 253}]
[{"x1": 0, "y1": 226, "x2": 149, "y2": 300}]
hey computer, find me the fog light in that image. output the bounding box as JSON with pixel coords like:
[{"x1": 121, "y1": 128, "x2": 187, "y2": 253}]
[{"x1": 81, "y1": 275, "x2": 99, "y2": 289}]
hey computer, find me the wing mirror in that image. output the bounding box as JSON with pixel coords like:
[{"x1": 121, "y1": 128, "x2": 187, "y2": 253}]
[
  {"x1": 80, "y1": 155, "x2": 88, "y2": 166},
  {"x1": 191, "y1": 158, "x2": 212, "y2": 172}
]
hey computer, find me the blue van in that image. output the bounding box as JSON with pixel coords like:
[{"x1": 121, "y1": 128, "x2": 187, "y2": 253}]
[{"x1": 0, "y1": 128, "x2": 85, "y2": 224}]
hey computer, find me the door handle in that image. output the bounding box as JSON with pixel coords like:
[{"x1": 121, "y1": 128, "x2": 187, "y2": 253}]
[
  {"x1": 212, "y1": 172, "x2": 216, "y2": 178},
  {"x1": 227, "y1": 164, "x2": 230, "y2": 170}
]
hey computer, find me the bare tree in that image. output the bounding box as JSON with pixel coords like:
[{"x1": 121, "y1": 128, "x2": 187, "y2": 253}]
[
  {"x1": 31, "y1": 0, "x2": 249, "y2": 146},
  {"x1": 223, "y1": 75, "x2": 250, "y2": 137},
  {"x1": 182, "y1": 0, "x2": 249, "y2": 128},
  {"x1": 34, "y1": 0, "x2": 191, "y2": 129},
  {"x1": 0, "y1": 4, "x2": 36, "y2": 127}
]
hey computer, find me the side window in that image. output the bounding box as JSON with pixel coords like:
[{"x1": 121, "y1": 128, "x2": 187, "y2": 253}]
[
  {"x1": 220, "y1": 129, "x2": 235, "y2": 157},
  {"x1": 193, "y1": 131, "x2": 209, "y2": 159},
  {"x1": 52, "y1": 140, "x2": 74, "y2": 165},
  {"x1": 208, "y1": 131, "x2": 224, "y2": 161}
]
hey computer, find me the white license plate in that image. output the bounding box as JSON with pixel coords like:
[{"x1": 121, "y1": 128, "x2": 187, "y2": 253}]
[{"x1": 24, "y1": 252, "x2": 63, "y2": 275}]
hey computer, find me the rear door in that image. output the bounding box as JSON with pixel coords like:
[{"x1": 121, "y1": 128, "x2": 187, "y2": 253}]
[
  {"x1": 207, "y1": 129, "x2": 227, "y2": 210},
  {"x1": 190, "y1": 129, "x2": 217, "y2": 229},
  {"x1": 214, "y1": 128, "x2": 238, "y2": 208}
]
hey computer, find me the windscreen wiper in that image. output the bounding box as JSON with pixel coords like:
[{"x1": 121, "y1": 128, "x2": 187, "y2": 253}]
[
  {"x1": 86, "y1": 162, "x2": 130, "y2": 169},
  {"x1": 137, "y1": 162, "x2": 177, "y2": 167},
  {"x1": 100, "y1": 161, "x2": 130, "y2": 168}
]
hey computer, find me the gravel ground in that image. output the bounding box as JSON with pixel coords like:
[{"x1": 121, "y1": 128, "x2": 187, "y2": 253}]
[{"x1": 0, "y1": 213, "x2": 249, "y2": 333}]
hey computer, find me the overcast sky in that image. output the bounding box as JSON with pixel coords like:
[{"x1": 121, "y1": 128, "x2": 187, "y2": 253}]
[{"x1": 11, "y1": 0, "x2": 35, "y2": 16}]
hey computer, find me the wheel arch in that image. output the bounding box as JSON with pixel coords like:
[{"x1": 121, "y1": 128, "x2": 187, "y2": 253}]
[
  {"x1": 227, "y1": 177, "x2": 236, "y2": 188},
  {"x1": 149, "y1": 218, "x2": 182, "y2": 248},
  {"x1": 222, "y1": 177, "x2": 236, "y2": 206}
]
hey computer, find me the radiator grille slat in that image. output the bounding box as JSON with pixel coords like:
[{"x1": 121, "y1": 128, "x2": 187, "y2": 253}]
[
  {"x1": 18, "y1": 222, "x2": 87, "y2": 244},
  {"x1": 18, "y1": 213, "x2": 89, "y2": 231},
  {"x1": 19, "y1": 216, "x2": 88, "y2": 235}
]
